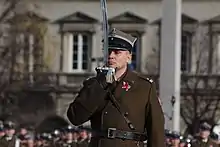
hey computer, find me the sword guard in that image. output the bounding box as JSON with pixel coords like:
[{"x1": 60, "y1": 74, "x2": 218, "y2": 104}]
[{"x1": 95, "y1": 66, "x2": 115, "y2": 83}]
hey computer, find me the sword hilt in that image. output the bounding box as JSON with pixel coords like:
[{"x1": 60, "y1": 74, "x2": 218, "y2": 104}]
[{"x1": 95, "y1": 66, "x2": 115, "y2": 83}]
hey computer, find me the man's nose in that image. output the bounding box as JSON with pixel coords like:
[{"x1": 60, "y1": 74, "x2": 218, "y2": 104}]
[{"x1": 108, "y1": 50, "x2": 115, "y2": 57}]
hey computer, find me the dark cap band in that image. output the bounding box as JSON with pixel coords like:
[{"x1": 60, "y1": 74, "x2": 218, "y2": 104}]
[{"x1": 108, "y1": 37, "x2": 133, "y2": 52}]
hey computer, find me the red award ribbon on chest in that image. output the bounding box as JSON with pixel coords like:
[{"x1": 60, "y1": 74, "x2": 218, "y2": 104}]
[{"x1": 122, "y1": 81, "x2": 131, "y2": 91}]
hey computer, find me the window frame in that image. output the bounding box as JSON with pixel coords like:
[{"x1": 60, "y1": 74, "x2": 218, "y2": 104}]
[
  {"x1": 122, "y1": 31, "x2": 142, "y2": 72},
  {"x1": 68, "y1": 31, "x2": 92, "y2": 73},
  {"x1": 181, "y1": 31, "x2": 192, "y2": 73}
]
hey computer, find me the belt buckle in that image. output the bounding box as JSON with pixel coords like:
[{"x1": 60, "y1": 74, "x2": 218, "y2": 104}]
[{"x1": 107, "y1": 128, "x2": 116, "y2": 139}]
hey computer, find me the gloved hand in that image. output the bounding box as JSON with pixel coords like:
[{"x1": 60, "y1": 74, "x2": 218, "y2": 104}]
[
  {"x1": 96, "y1": 72, "x2": 109, "y2": 90},
  {"x1": 95, "y1": 67, "x2": 116, "y2": 90}
]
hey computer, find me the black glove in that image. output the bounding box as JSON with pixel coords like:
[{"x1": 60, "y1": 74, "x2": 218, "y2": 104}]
[{"x1": 96, "y1": 72, "x2": 109, "y2": 90}]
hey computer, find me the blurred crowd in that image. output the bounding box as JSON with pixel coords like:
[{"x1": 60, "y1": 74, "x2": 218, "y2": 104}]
[
  {"x1": 0, "y1": 120, "x2": 220, "y2": 147},
  {"x1": 0, "y1": 120, "x2": 91, "y2": 147},
  {"x1": 165, "y1": 122, "x2": 220, "y2": 147}
]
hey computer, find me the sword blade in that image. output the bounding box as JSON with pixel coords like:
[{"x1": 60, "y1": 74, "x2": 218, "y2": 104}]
[{"x1": 100, "y1": 0, "x2": 109, "y2": 66}]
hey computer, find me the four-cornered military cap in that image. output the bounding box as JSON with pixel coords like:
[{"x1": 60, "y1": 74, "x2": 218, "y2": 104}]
[
  {"x1": 4, "y1": 121, "x2": 15, "y2": 129},
  {"x1": 170, "y1": 131, "x2": 181, "y2": 139},
  {"x1": 200, "y1": 122, "x2": 211, "y2": 131},
  {"x1": 108, "y1": 28, "x2": 137, "y2": 52}
]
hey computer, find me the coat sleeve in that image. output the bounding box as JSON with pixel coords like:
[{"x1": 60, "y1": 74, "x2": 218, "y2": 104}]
[
  {"x1": 67, "y1": 78, "x2": 107, "y2": 126},
  {"x1": 145, "y1": 82, "x2": 166, "y2": 147}
]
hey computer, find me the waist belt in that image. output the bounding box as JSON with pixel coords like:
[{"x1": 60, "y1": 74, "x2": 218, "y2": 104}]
[{"x1": 93, "y1": 128, "x2": 147, "y2": 141}]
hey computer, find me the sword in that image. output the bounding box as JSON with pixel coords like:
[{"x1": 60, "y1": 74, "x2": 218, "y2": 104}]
[
  {"x1": 101, "y1": 0, "x2": 108, "y2": 65},
  {"x1": 96, "y1": 0, "x2": 115, "y2": 83}
]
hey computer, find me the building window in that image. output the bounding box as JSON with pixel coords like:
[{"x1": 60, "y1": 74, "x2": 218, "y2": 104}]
[
  {"x1": 126, "y1": 32, "x2": 141, "y2": 71},
  {"x1": 72, "y1": 33, "x2": 91, "y2": 72},
  {"x1": 181, "y1": 31, "x2": 192, "y2": 72}
]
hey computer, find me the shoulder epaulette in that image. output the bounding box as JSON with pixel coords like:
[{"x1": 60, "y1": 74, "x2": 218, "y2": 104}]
[
  {"x1": 83, "y1": 76, "x2": 96, "y2": 85},
  {"x1": 137, "y1": 74, "x2": 154, "y2": 83}
]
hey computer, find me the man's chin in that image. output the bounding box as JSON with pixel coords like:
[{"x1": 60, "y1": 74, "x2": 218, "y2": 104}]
[{"x1": 108, "y1": 64, "x2": 116, "y2": 68}]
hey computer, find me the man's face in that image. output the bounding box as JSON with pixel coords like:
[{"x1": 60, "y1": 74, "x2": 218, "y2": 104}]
[
  {"x1": 199, "y1": 129, "x2": 210, "y2": 139},
  {"x1": 80, "y1": 130, "x2": 88, "y2": 139},
  {"x1": 171, "y1": 138, "x2": 180, "y2": 146},
  {"x1": 20, "y1": 128, "x2": 27, "y2": 135},
  {"x1": 5, "y1": 128, "x2": 15, "y2": 136},
  {"x1": 107, "y1": 49, "x2": 131, "y2": 70},
  {"x1": 66, "y1": 132, "x2": 73, "y2": 140}
]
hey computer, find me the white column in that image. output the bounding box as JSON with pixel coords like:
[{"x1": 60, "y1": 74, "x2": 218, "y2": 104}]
[
  {"x1": 78, "y1": 34, "x2": 83, "y2": 71},
  {"x1": 62, "y1": 34, "x2": 68, "y2": 72},
  {"x1": 68, "y1": 33, "x2": 73, "y2": 72},
  {"x1": 62, "y1": 33, "x2": 73, "y2": 73},
  {"x1": 217, "y1": 35, "x2": 220, "y2": 73},
  {"x1": 160, "y1": 0, "x2": 182, "y2": 131}
]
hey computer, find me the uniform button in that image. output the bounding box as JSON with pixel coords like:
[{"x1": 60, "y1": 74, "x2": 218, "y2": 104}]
[
  {"x1": 104, "y1": 111, "x2": 108, "y2": 114},
  {"x1": 124, "y1": 112, "x2": 129, "y2": 116}
]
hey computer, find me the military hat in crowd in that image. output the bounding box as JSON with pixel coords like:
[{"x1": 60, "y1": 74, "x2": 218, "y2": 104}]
[
  {"x1": 51, "y1": 129, "x2": 60, "y2": 137},
  {"x1": 4, "y1": 120, "x2": 15, "y2": 129},
  {"x1": 200, "y1": 122, "x2": 212, "y2": 131},
  {"x1": 170, "y1": 131, "x2": 181, "y2": 139},
  {"x1": 108, "y1": 28, "x2": 137, "y2": 52},
  {"x1": 165, "y1": 129, "x2": 172, "y2": 138},
  {"x1": 179, "y1": 135, "x2": 192, "y2": 144},
  {"x1": 165, "y1": 129, "x2": 181, "y2": 139},
  {"x1": 40, "y1": 132, "x2": 53, "y2": 141},
  {"x1": 63, "y1": 125, "x2": 78, "y2": 133}
]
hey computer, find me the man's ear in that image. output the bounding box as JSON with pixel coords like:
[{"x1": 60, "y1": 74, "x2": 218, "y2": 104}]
[{"x1": 127, "y1": 52, "x2": 132, "y2": 63}]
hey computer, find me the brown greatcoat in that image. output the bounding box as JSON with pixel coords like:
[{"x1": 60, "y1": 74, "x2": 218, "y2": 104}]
[
  {"x1": 67, "y1": 69, "x2": 165, "y2": 147},
  {"x1": 0, "y1": 136, "x2": 17, "y2": 147},
  {"x1": 191, "y1": 138, "x2": 219, "y2": 147}
]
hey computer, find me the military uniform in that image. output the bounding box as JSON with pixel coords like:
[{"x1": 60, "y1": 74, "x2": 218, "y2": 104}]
[
  {"x1": 192, "y1": 138, "x2": 219, "y2": 147},
  {"x1": 67, "y1": 27, "x2": 165, "y2": 147},
  {"x1": 0, "y1": 121, "x2": 18, "y2": 147},
  {"x1": 192, "y1": 122, "x2": 219, "y2": 147},
  {"x1": 0, "y1": 135, "x2": 17, "y2": 147},
  {"x1": 77, "y1": 138, "x2": 89, "y2": 147}
]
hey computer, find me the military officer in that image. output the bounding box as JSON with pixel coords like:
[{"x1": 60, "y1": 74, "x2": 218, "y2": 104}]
[
  {"x1": 67, "y1": 28, "x2": 165, "y2": 147},
  {"x1": 192, "y1": 122, "x2": 218, "y2": 147}
]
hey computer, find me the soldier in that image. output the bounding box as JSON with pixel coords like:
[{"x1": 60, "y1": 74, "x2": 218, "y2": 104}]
[
  {"x1": 77, "y1": 129, "x2": 89, "y2": 147},
  {"x1": 59, "y1": 125, "x2": 78, "y2": 147},
  {"x1": 169, "y1": 131, "x2": 181, "y2": 147},
  {"x1": 34, "y1": 134, "x2": 44, "y2": 147},
  {"x1": 67, "y1": 28, "x2": 165, "y2": 147},
  {"x1": 20, "y1": 133, "x2": 34, "y2": 147},
  {"x1": 192, "y1": 122, "x2": 218, "y2": 147},
  {"x1": 165, "y1": 129, "x2": 173, "y2": 146},
  {"x1": 51, "y1": 129, "x2": 63, "y2": 147},
  {"x1": 0, "y1": 120, "x2": 17, "y2": 147}
]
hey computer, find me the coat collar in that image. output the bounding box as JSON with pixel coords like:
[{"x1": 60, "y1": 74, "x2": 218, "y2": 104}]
[{"x1": 116, "y1": 68, "x2": 138, "y2": 91}]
